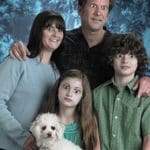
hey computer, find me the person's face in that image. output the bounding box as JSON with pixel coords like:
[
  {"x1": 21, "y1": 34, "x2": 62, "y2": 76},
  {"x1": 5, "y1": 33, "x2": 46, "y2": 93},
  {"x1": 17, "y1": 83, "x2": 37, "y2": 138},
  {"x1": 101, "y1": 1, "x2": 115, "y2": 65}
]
[
  {"x1": 113, "y1": 53, "x2": 138, "y2": 78},
  {"x1": 42, "y1": 23, "x2": 64, "y2": 51},
  {"x1": 78, "y1": 0, "x2": 109, "y2": 32},
  {"x1": 58, "y1": 77, "x2": 83, "y2": 109}
]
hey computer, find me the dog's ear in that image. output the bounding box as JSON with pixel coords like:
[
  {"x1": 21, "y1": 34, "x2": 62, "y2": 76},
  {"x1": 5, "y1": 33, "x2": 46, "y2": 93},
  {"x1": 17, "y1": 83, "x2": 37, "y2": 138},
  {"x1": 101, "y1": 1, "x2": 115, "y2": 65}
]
[
  {"x1": 30, "y1": 116, "x2": 41, "y2": 141},
  {"x1": 56, "y1": 122, "x2": 65, "y2": 140}
]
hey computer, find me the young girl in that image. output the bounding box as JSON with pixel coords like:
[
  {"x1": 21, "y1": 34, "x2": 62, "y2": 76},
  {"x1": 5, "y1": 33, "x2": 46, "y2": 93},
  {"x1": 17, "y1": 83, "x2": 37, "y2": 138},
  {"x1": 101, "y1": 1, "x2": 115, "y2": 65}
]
[
  {"x1": 43, "y1": 69, "x2": 100, "y2": 150},
  {"x1": 0, "y1": 10, "x2": 65, "y2": 150}
]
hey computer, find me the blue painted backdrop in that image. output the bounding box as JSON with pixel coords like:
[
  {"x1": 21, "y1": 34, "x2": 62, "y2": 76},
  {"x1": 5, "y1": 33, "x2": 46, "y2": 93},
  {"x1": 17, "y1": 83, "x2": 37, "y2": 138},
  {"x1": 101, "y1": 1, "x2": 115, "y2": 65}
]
[{"x1": 0, "y1": 0, "x2": 150, "y2": 66}]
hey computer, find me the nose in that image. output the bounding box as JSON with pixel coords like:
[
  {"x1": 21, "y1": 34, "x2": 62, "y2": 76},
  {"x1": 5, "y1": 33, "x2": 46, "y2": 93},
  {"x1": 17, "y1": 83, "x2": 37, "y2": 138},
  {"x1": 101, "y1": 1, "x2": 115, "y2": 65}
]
[
  {"x1": 122, "y1": 55, "x2": 128, "y2": 63},
  {"x1": 94, "y1": 8, "x2": 101, "y2": 16},
  {"x1": 94, "y1": 5, "x2": 105, "y2": 16},
  {"x1": 66, "y1": 89, "x2": 73, "y2": 97},
  {"x1": 51, "y1": 29, "x2": 58, "y2": 36},
  {"x1": 47, "y1": 132, "x2": 52, "y2": 137}
]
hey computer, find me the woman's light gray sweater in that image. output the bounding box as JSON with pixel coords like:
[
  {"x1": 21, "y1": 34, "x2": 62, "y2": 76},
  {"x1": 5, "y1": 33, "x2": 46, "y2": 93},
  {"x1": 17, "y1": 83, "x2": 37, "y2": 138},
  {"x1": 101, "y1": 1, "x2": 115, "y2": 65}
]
[{"x1": 0, "y1": 57, "x2": 59, "y2": 150}]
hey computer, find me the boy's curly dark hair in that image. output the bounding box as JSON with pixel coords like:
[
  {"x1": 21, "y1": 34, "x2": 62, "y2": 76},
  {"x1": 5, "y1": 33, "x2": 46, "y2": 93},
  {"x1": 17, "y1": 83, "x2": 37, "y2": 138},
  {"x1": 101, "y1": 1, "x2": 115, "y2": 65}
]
[{"x1": 109, "y1": 32, "x2": 149, "y2": 76}]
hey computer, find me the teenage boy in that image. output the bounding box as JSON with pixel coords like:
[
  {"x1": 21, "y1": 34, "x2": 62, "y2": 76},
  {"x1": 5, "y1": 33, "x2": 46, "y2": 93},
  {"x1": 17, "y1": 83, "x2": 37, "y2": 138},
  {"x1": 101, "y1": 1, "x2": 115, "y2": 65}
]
[{"x1": 93, "y1": 33, "x2": 150, "y2": 150}]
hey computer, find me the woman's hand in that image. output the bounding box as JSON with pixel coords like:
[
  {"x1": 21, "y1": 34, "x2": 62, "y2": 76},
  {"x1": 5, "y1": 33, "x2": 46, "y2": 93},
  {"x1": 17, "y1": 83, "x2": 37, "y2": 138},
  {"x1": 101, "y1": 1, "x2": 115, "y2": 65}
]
[{"x1": 23, "y1": 135, "x2": 37, "y2": 150}]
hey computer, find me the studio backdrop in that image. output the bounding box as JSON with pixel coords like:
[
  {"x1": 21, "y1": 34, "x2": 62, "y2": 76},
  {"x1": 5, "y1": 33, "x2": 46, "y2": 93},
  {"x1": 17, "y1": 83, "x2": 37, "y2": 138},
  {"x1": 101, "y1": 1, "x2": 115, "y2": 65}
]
[{"x1": 0, "y1": 0, "x2": 150, "y2": 67}]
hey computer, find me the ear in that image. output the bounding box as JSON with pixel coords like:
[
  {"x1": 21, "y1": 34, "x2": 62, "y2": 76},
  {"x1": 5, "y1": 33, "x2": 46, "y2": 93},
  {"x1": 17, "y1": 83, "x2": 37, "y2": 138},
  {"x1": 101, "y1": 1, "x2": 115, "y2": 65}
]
[
  {"x1": 56, "y1": 122, "x2": 65, "y2": 139},
  {"x1": 78, "y1": 5, "x2": 83, "y2": 16},
  {"x1": 30, "y1": 120, "x2": 41, "y2": 141}
]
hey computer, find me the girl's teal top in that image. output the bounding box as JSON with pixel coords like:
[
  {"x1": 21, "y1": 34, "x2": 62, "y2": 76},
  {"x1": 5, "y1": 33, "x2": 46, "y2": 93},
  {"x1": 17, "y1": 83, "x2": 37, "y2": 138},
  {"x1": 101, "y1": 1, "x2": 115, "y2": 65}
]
[{"x1": 64, "y1": 121, "x2": 83, "y2": 148}]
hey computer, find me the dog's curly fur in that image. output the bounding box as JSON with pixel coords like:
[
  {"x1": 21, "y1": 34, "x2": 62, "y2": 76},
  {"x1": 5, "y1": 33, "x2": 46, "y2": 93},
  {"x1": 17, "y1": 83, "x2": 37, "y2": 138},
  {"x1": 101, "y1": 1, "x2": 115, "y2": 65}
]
[{"x1": 30, "y1": 113, "x2": 82, "y2": 150}]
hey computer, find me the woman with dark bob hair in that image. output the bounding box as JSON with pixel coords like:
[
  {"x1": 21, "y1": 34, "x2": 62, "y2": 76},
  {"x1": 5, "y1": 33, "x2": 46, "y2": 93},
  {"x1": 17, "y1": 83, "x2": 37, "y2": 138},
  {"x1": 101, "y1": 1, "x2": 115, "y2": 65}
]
[{"x1": 0, "y1": 10, "x2": 65, "y2": 150}]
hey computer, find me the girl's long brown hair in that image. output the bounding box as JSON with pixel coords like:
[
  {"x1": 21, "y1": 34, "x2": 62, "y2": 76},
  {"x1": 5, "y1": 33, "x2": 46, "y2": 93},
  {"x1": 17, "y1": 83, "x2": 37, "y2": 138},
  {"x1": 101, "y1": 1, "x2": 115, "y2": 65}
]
[{"x1": 43, "y1": 69, "x2": 98, "y2": 150}]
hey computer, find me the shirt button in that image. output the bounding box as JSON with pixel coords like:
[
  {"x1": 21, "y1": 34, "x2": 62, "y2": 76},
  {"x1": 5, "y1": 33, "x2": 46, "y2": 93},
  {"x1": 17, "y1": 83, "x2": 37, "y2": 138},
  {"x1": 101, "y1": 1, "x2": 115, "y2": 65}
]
[
  {"x1": 112, "y1": 134, "x2": 116, "y2": 137},
  {"x1": 117, "y1": 98, "x2": 120, "y2": 101},
  {"x1": 115, "y1": 116, "x2": 118, "y2": 119}
]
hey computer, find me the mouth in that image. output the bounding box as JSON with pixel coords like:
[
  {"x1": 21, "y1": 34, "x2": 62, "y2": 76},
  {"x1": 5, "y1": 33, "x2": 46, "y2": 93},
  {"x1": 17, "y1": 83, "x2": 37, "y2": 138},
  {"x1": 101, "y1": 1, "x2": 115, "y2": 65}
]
[
  {"x1": 64, "y1": 97, "x2": 72, "y2": 102},
  {"x1": 91, "y1": 17, "x2": 102, "y2": 23},
  {"x1": 121, "y1": 66, "x2": 130, "y2": 69},
  {"x1": 43, "y1": 135, "x2": 52, "y2": 139},
  {"x1": 49, "y1": 38, "x2": 60, "y2": 42}
]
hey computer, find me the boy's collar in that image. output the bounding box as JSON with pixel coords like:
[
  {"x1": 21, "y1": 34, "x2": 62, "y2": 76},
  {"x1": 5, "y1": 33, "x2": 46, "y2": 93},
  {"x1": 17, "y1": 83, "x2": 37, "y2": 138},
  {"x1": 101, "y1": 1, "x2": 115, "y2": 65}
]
[{"x1": 111, "y1": 75, "x2": 139, "y2": 90}]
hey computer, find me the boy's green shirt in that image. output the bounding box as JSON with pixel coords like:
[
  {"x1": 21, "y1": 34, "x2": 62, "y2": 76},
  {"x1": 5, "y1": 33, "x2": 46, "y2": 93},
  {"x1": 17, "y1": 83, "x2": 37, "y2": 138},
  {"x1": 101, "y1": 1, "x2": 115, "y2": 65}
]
[{"x1": 93, "y1": 76, "x2": 150, "y2": 150}]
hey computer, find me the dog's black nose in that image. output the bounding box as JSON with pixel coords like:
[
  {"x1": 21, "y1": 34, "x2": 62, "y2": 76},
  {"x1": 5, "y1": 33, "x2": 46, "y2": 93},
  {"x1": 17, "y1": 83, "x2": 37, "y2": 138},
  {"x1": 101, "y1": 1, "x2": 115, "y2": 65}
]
[{"x1": 47, "y1": 132, "x2": 52, "y2": 137}]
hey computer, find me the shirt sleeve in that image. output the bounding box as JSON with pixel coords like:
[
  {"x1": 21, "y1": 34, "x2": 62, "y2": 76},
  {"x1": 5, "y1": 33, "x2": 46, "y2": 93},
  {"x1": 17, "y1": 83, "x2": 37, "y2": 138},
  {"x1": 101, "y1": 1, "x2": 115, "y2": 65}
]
[
  {"x1": 142, "y1": 99, "x2": 150, "y2": 136},
  {"x1": 0, "y1": 57, "x2": 30, "y2": 146}
]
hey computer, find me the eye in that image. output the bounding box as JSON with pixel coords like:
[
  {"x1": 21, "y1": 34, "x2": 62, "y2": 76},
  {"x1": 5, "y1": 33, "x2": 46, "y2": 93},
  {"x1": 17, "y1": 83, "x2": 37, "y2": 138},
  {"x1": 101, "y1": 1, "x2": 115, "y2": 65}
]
[
  {"x1": 41, "y1": 126, "x2": 46, "y2": 130},
  {"x1": 118, "y1": 54, "x2": 122, "y2": 58},
  {"x1": 89, "y1": 3, "x2": 97, "y2": 8},
  {"x1": 116, "y1": 54, "x2": 122, "y2": 58},
  {"x1": 129, "y1": 54, "x2": 135, "y2": 58},
  {"x1": 51, "y1": 126, "x2": 55, "y2": 130},
  {"x1": 57, "y1": 27, "x2": 63, "y2": 32},
  {"x1": 62, "y1": 84, "x2": 70, "y2": 90},
  {"x1": 100, "y1": 5, "x2": 109, "y2": 11},
  {"x1": 74, "y1": 89, "x2": 81, "y2": 94},
  {"x1": 46, "y1": 26, "x2": 53, "y2": 31}
]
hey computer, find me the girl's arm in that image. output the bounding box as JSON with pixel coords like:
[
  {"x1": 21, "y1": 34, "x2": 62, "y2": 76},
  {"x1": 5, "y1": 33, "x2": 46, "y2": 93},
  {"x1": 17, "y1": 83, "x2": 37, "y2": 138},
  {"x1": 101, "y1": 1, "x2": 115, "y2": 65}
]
[
  {"x1": 143, "y1": 135, "x2": 150, "y2": 150},
  {"x1": 94, "y1": 131, "x2": 101, "y2": 150},
  {"x1": 94, "y1": 116, "x2": 101, "y2": 150}
]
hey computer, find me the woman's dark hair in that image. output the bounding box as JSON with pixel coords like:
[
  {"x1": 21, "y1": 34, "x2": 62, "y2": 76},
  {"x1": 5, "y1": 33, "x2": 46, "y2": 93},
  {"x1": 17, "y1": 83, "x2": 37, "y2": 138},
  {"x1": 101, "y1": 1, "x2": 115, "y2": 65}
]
[
  {"x1": 44, "y1": 69, "x2": 98, "y2": 150},
  {"x1": 109, "y1": 32, "x2": 149, "y2": 76},
  {"x1": 27, "y1": 10, "x2": 65, "y2": 58},
  {"x1": 78, "y1": 0, "x2": 115, "y2": 11}
]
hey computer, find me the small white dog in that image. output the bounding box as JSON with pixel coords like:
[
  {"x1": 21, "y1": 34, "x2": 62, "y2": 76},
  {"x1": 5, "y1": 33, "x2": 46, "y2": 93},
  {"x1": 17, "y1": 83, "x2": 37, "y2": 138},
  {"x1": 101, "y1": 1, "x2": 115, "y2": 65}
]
[{"x1": 30, "y1": 113, "x2": 82, "y2": 150}]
